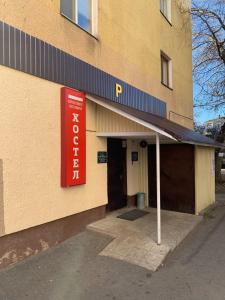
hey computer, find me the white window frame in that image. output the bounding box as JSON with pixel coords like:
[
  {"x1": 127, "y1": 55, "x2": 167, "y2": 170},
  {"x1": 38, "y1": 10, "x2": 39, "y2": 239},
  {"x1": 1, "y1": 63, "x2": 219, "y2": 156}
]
[
  {"x1": 161, "y1": 51, "x2": 173, "y2": 89},
  {"x1": 91, "y1": 0, "x2": 98, "y2": 36},
  {"x1": 160, "y1": 0, "x2": 172, "y2": 23}
]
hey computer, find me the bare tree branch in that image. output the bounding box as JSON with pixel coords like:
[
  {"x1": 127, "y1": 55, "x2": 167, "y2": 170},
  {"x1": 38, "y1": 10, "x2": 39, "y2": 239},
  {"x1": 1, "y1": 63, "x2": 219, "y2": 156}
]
[{"x1": 187, "y1": 0, "x2": 225, "y2": 110}]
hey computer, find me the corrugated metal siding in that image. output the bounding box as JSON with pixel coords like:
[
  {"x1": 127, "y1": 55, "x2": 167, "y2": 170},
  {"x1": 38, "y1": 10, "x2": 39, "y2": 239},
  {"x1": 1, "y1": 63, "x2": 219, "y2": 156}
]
[
  {"x1": 0, "y1": 20, "x2": 167, "y2": 117},
  {"x1": 195, "y1": 146, "x2": 215, "y2": 214},
  {"x1": 96, "y1": 106, "x2": 150, "y2": 133},
  {"x1": 139, "y1": 147, "x2": 149, "y2": 206},
  {"x1": 138, "y1": 147, "x2": 149, "y2": 207}
]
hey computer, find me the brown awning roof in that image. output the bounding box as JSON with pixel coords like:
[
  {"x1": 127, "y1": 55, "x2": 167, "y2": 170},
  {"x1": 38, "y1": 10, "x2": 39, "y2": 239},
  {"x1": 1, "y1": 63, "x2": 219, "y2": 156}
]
[{"x1": 88, "y1": 95, "x2": 225, "y2": 148}]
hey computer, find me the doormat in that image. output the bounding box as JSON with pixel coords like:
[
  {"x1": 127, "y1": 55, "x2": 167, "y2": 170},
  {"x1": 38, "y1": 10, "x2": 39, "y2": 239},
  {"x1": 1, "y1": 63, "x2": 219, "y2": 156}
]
[{"x1": 117, "y1": 209, "x2": 149, "y2": 221}]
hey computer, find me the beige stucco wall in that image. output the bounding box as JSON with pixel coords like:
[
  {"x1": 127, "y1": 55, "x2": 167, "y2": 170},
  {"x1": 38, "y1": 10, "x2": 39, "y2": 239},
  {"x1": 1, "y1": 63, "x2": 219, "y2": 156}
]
[
  {"x1": 0, "y1": 65, "x2": 107, "y2": 235},
  {"x1": 195, "y1": 146, "x2": 215, "y2": 214},
  {"x1": 139, "y1": 147, "x2": 149, "y2": 207},
  {"x1": 0, "y1": 0, "x2": 193, "y2": 128},
  {"x1": 126, "y1": 140, "x2": 148, "y2": 207},
  {"x1": 0, "y1": 64, "x2": 151, "y2": 236},
  {"x1": 0, "y1": 160, "x2": 4, "y2": 235},
  {"x1": 126, "y1": 140, "x2": 140, "y2": 196},
  {"x1": 96, "y1": 106, "x2": 150, "y2": 133}
]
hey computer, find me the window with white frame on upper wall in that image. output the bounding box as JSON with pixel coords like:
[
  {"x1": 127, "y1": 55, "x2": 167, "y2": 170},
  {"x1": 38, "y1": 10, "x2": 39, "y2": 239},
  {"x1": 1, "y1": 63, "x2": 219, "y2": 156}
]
[
  {"x1": 160, "y1": 0, "x2": 172, "y2": 23},
  {"x1": 161, "y1": 52, "x2": 173, "y2": 89},
  {"x1": 60, "y1": 0, "x2": 98, "y2": 36}
]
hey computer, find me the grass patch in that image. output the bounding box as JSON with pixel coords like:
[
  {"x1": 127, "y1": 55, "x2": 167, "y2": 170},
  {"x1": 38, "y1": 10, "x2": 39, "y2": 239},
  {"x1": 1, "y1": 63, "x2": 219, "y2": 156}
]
[{"x1": 203, "y1": 211, "x2": 215, "y2": 219}]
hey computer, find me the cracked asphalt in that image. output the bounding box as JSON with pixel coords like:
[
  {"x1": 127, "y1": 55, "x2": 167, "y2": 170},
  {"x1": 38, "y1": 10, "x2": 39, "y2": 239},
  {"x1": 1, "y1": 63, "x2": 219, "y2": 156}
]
[{"x1": 0, "y1": 199, "x2": 225, "y2": 300}]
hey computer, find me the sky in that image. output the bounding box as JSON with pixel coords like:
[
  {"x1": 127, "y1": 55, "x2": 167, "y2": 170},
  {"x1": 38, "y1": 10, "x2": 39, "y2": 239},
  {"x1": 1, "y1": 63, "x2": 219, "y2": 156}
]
[
  {"x1": 193, "y1": 84, "x2": 221, "y2": 124},
  {"x1": 194, "y1": 108, "x2": 219, "y2": 124},
  {"x1": 192, "y1": 0, "x2": 224, "y2": 125}
]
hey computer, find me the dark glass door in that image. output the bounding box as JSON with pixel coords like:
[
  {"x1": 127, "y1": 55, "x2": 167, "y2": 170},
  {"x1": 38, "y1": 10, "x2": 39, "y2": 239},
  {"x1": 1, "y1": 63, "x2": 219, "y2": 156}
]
[{"x1": 107, "y1": 138, "x2": 127, "y2": 211}]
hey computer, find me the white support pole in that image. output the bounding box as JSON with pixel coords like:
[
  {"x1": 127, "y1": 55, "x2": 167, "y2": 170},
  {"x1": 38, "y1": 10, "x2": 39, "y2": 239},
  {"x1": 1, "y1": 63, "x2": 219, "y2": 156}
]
[{"x1": 156, "y1": 133, "x2": 161, "y2": 245}]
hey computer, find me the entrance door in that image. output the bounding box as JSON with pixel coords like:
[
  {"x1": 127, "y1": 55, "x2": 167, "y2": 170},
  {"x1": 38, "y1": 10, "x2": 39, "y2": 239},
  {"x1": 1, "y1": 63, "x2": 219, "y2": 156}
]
[
  {"x1": 148, "y1": 144, "x2": 195, "y2": 214},
  {"x1": 107, "y1": 138, "x2": 127, "y2": 211}
]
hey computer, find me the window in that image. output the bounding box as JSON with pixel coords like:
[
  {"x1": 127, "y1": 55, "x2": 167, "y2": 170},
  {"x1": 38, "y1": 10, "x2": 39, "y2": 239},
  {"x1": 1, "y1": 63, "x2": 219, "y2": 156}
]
[
  {"x1": 207, "y1": 122, "x2": 213, "y2": 129},
  {"x1": 160, "y1": 0, "x2": 171, "y2": 23},
  {"x1": 161, "y1": 52, "x2": 172, "y2": 89},
  {"x1": 76, "y1": 0, "x2": 91, "y2": 32},
  {"x1": 61, "y1": 0, "x2": 97, "y2": 35}
]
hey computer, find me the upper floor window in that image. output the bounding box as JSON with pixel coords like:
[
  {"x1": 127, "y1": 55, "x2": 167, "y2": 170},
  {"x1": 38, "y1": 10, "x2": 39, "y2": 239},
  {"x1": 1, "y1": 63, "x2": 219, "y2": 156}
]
[
  {"x1": 160, "y1": 0, "x2": 172, "y2": 23},
  {"x1": 206, "y1": 122, "x2": 213, "y2": 129},
  {"x1": 161, "y1": 52, "x2": 172, "y2": 89},
  {"x1": 61, "y1": 0, "x2": 98, "y2": 36},
  {"x1": 76, "y1": 0, "x2": 92, "y2": 32}
]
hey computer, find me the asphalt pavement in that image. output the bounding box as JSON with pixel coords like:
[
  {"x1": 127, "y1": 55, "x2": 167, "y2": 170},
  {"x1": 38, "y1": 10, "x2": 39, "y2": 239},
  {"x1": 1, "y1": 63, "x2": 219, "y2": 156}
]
[{"x1": 1, "y1": 200, "x2": 225, "y2": 300}]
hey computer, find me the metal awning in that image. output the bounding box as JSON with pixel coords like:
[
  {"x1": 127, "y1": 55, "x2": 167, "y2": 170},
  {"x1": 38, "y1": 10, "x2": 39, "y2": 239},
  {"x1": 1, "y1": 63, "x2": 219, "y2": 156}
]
[
  {"x1": 87, "y1": 94, "x2": 224, "y2": 246},
  {"x1": 87, "y1": 94, "x2": 225, "y2": 148}
]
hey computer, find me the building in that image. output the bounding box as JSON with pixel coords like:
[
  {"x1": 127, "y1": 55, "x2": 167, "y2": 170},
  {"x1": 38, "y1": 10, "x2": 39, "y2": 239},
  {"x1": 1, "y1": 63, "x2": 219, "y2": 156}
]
[
  {"x1": 0, "y1": 0, "x2": 222, "y2": 268},
  {"x1": 203, "y1": 116, "x2": 225, "y2": 137}
]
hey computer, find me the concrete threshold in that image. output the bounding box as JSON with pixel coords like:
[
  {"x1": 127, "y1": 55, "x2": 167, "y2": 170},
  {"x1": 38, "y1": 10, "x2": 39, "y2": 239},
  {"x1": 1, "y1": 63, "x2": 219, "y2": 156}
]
[{"x1": 87, "y1": 207, "x2": 202, "y2": 271}]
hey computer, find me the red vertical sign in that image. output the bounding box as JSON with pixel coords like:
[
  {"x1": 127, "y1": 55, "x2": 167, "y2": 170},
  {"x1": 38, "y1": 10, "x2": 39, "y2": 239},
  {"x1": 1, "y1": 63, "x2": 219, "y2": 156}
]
[{"x1": 61, "y1": 87, "x2": 86, "y2": 187}]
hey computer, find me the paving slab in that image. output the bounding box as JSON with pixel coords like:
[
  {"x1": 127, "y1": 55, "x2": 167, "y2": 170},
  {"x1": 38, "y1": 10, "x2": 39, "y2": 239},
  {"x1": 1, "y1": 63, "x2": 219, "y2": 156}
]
[{"x1": 88, "y1": 207, "x2": 202, "y2": 271}]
